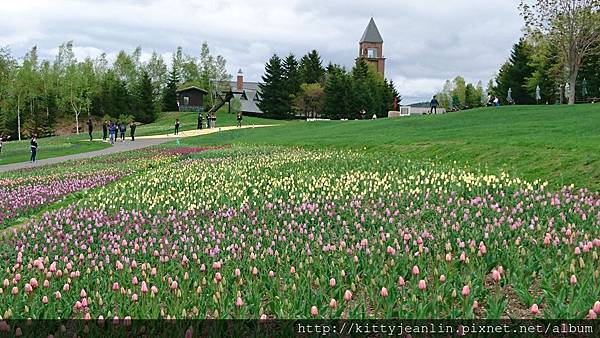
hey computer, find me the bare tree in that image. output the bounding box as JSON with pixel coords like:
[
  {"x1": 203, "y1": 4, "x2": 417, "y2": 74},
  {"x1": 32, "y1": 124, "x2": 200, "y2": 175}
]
[{"x1": 520, "y1": 0, "x2": 600, "y2": 104}]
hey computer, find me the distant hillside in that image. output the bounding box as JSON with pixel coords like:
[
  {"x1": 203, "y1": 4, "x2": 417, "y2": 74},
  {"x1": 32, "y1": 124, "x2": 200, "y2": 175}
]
[{"x1": 408, "y1": 102, "x2": 430, "y2": 108}]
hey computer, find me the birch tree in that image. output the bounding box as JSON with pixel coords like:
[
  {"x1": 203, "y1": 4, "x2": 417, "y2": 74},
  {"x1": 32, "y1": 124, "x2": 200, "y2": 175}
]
[{"x1": 520, "y1": 0, "x2": 600, "y2": 104}]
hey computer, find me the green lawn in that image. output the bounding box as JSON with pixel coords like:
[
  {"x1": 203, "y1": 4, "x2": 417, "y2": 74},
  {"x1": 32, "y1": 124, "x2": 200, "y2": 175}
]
[
  {"x1": 174, "y1": 104, "x2": 600, "y2": 191},
  {"x1": 0, "y1": 133, "x2": 111, "y2": 165},
  {"x1": 134, "y1": 110, "x2": 282, "y2": 136}
]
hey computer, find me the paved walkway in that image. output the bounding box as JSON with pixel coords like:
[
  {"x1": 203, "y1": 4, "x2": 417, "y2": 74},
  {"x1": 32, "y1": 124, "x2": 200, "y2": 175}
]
[{"x1": 0, "y1": 125, "x2": 273, "y2": 173}]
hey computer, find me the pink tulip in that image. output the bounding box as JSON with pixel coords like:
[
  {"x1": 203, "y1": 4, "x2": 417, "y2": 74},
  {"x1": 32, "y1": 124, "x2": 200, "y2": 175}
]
[
  {"x1": 42, "y1": 296, "x2": 49, "y2": 304},
  {"x1": 260, "y1": 314, "x2": 267, "y2": 320},
  {"x1": 412, "y1": 266, "x2": 420, "y2": 276},
  {"x1": 213, "y1": 261, "x2": 221, "y2": 270},
  {"x1": 445, "y1": 253, "x2": 452, "y2": 262},
  {"x1": 63, "y1": 284, "x2": 70, "y2": 292},
  {"x1": 185, "y1": 328, "x2": 193, "y2": 338},
  {"x1": 310, "y1": 306, "x2": 318, "y2": 317},
  {"x1": 235, "y1": 297, "x2": 244, "y2": 308},
  {"x1": 472, "y1": 300, "x2": 479, "y2": 310},
  {"x1": 141, "y1": 281, "x2": 149, "y2": 294},
  {"x1": 574, "y1": 247, "x2": 581, "y2": 255},
  {"x1": 492, "y1": 269, "x2": 501, "y2": 282},
  {"x1": 151, "y1": 286, "x2": 158, "y2": 294},
  {"x1": 132, "y1": 293, "x2": 138, "y2": 302},
  {"x1": 81, "y1": 298, "x2": 88, "y2": 307},
  {"x1": 234, "y1": 269, "x2": 241, "y2": 277},
  {"x1": 418, "y1": 280, "x2": 427, "y2": 290},
  {"x1": 171, "y1": 281, "x2": 178, "y2": 290},
  {"x1": 24, "y1": 284, "x2": 33, "y2": 293},
  {"x1": 380, "y1": 287, "x2": 389, "y2": 298},
  {"x1": 30, "y1": 278, "x2": 38, "y2": 289},
  {"x1": 112, "y1": 282, "x2": 119, "y2": 291},
  {"x1": 252, "y1": 267, "x2": 258, "y2": 276},
  {"x1": 115, "y1": 261, "x2": 124, "y2": 270},
  {"x1": 588, "y1": 309, "x2": 597, "y2": 319},
  {"x1": 290, "y1": 266, "x2": 296, "y2": 274},
  {"x1": 530, "y1": 304, "x2": 539, "y2": 315},
  {"x1": 461, "y1": 285, "x2": 470, "y2": 297},
  {"x1": 570, "y1": 275, "x2": 577, "y2": 285},
  {"x1": 55, "y1": 291, "x2": 62, "y2": 300},
  {"x1": 593, "y1": 301, "x2": 600, "y2": 314},
  {"x1": 398, "y1": 277, "x2": 405, "y2": 287},
  {"x1": 3, "y1": 279, "x2": 9, "y2": 288},
  {"x1": 329, "y1": 298, "x2": 337, "y2": 309},
  {"x1": 151, "y1": 268, "x2": 157, "y2": 276},
  {"x1": 344, "y1": 290, "x2": 352, "y2": 302},
  {"x1": 268, "y1": 271, "x2": 275, "y2": 278},
  {"x1": 439, "y1": 275, "x2": 446, "y2": 283},
  {"x1": 15, "y1": 274, "x2": 21, "y2": 282},
  {"x1": 84, "y1": 313, "x2": 91, "y2": 321},
  {"x1": 214, "y1": 272, "x2": 222, "y2": 282},
  {"x1": 43, "y1": 280, "x2": 50, "y2": 288},
  {"x1": 329, "y1": 278, "x2": 336, "y2": 288},
  {"x1": 80, "y1": 289, "x2": 87, "y2": 298},
  {"x1": 132, "y1": 276, "x2": 138, "y2": 285}
]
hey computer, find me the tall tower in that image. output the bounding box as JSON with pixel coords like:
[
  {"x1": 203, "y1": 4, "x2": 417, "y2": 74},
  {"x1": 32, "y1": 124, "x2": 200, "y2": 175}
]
[{"x1": 358, "y1": 17, "x2": 385, "y2": 76}]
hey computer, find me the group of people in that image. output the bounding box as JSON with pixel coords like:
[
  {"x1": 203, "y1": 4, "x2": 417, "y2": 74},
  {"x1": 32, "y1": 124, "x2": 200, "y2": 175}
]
[
  {"x1": 195, "y1": 112, "x2": 229, "y2": 131},
  {"x1": 98, "y1": 119, "x2": 137, "y2": 144}
]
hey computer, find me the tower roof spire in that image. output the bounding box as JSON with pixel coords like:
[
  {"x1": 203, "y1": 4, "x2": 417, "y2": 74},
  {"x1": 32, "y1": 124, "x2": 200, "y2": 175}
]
[{"x1": 360, "y1": 17, "x2": 383, "y2": 43}]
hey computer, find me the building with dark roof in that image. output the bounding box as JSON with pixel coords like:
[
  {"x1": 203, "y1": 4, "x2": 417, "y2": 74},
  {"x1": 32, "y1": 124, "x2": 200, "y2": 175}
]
[
  {"x1": 176, "y1": 86, "x2": 208, "y2": 112},
  {"x1": 358, "y1": 17, "x2": 385, "y2": 76},
  {"x1": 228, "y1": 69, "x2": 263, "y2": 115}
]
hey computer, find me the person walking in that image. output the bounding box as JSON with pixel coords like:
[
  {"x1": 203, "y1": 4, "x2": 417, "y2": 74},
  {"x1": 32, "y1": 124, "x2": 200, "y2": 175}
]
[
  {"x1": 129, "y1": 122, "x2": 136, "y2": 141},
  {"x1": 198, "y1": 113, "x2": 203, "y2": 130},
  {"x1": 206, "y1": 114, "x2": 210, "y2": 129},
  {"x1": 212, "y1": 114, "x2": 217, "y2": 128},
  {"x1": 493, "y1": 96, "x2": 500, "y2": 107},
  {"x1": 430, "y1": 95, "x2": 439, "y2": 114},
  {"x1": 30, "y1": 135, "x2": 38, "y2": 162},
  {"x1": 108, "y1": 121, "x2": 116, "y2": 145},
  {"x1": 174, "y1": 119, "x2": 180, "y2": 135},
  {"x1": 87, "y1": 118, "x2": 94, "y2": 141},
  {"x1": 102, "y1": 121, "x2": 108, "y2": 141},
  {"x1": 237, "y1": 113, "x2": 242, "y2": 127},
  {"x1": 0, "y1": 135, "x2": 8, "y2": 154},
  {"x1": 119, "y1": 121, "x2": 126, "y2": 141}
]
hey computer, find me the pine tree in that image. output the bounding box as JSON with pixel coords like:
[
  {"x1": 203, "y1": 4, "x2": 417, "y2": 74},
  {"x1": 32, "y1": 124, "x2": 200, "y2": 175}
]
[
  {"x1": 350, "y1": 58, "x2": 375, "y2": 116},
  {"x1": 162, "y1": 67, "x2": 180, "y2": 112},
  {"x1": 282, "y1": 54, "x2": 301, "y2": 115},
  {"x1": 135, "y1": 71, "x2": 157, "y2": 123},
  {"x1": 299, "y1": 50, "x2": 325, "y2": 84},
  {"x1": 324, "y1": 65, "x2": 352, "y2": 119},
  {"x1": 495, "y1": 38, "x2": 535, "y2": 104},
  {"x1": 258, "y1": 54, "x2": 289, "y2": 119}
]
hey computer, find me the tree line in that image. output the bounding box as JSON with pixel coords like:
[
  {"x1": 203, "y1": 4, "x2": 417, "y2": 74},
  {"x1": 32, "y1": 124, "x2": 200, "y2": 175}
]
[
  {"x1": 487, "y1": 0, "x2": 600, "y2": 105},
  {"x1": 0, "y1": 42, "x2": 230, "y2": 140},
  {"x1": 258, "y1": 50, "x2": 400, "y2": 119},
  {"x1": 435, "y1": 77, "x2": 487, "y2": 110}
]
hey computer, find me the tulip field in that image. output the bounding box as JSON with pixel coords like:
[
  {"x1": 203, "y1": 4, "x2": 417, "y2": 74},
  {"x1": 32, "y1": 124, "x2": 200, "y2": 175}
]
[{"x1": 0, "y1": 145, "x2": 599, "y2": 322}]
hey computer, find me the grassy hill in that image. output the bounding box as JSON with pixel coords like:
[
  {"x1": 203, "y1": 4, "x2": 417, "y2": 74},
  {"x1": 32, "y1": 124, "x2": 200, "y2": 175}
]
[
  {"x1": 0, "y1": 134, "x2": 110, "y2": 166},
  {"x1": 176, "y1": 104, "x2": 600, "y2": 191},
  {"x1": 134, "y1": 110, "x2": 282, "y2": 136}
]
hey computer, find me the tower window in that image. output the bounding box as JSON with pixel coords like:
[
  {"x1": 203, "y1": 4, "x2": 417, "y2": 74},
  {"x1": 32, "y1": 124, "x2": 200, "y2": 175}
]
[{"x1": 367, "y1": 48, "x2": 377, "y2": 58}]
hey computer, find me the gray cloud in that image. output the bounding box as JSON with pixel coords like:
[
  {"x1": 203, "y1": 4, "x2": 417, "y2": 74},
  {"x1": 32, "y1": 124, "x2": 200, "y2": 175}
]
[{"x1": 0, "y1": 0, "x2": 524, "y2": 103}]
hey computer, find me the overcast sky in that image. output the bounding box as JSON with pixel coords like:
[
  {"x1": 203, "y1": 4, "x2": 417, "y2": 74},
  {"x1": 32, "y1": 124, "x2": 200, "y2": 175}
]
[{"x1": 0, "y1": 0, "x2": 524, "y2": 103}]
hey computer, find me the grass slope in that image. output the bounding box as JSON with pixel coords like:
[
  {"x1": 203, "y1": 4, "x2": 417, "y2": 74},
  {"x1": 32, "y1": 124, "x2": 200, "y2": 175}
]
[
  {"x1": 134, "y1": 111, "x2": 281, "y2": 136},
  {"x1": 0, "y1": 134, "x2": 110, "y2": 165},
  {"x1": 176, "y1": 104, "x2": 600, "y2": 191}
]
